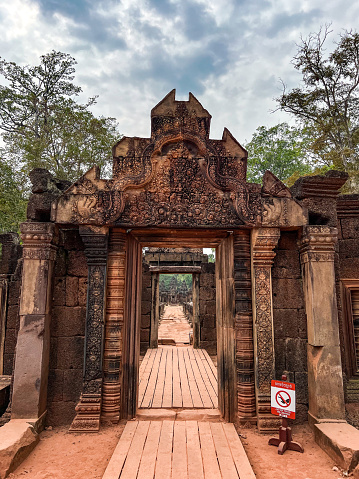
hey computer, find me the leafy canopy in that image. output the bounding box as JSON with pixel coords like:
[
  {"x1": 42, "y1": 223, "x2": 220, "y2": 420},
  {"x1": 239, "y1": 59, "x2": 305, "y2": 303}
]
[
  {"x1": 0, "y1": 50, "x2": 120, "y2": 182},
  {"x1": 0, "y1": 157, "x2": 27, "y2": 233},
  {"x1": 277, "y1": 27, "x2": 359, "y2": 189},
  {"x1": 245, "y1": 123, "x2": 312, "y2": 185}
]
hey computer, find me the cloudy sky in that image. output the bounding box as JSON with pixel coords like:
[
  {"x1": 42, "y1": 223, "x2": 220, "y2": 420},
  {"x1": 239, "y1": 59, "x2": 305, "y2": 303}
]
[{"x1": 0, "y1": 0, "x2": 358, "y2": 145}]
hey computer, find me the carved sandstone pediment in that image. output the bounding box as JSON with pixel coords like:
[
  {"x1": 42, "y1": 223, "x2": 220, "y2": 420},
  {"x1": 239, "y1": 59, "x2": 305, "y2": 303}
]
[{"x1": 52, "y1": 91, "x2": 307, "y2": 229}]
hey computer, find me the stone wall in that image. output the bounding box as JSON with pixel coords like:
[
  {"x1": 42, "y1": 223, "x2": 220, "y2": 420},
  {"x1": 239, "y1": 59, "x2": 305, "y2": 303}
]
[
  {"x1": 0, "y1": 233, "x2": 22, "y2": 377},
  {"x1": 272, "y1": 231, "x2": 308, "y2": 423},
  {"x1": 336, "y1": 195, "x2": 359, "y2": 405},
  {"x1": 2, "y1": 265, "x2": 22, "y2": 376},
  {"x1": 46, "y1": 229, "x2": 87, "y2": 426},
  {"x1": 199, "y1": 262, "x2": 216, "y2": 355}
]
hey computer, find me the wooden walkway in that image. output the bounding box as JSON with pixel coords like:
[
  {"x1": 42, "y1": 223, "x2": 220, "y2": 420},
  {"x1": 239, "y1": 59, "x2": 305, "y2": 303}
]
[
  {"x1": 102, "y1": 420, "x2": 256, "y2": 479},
  {"x1": 138, "y1": 346, "x2": 218, "y2": 409}
]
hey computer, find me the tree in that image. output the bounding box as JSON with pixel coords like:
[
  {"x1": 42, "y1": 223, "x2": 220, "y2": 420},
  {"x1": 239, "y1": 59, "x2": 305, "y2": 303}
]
[
  {"x1": 245, "y1": 123, "x2": 312, "y2": 184},
  {"x1": 0, "y1": 157, "x2": 27, "y2": 233},
  {"x1": 277, "y1": 27, "x2": 359, "y2": 189},
  {"x1": 0, "y1": 51, "x2": 120, "y2": 182}
]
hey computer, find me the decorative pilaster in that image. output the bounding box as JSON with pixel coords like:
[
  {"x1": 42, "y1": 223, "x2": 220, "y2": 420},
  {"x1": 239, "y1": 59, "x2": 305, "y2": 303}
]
[
  {"x1": 251, "y1": 227, "x2": 280, "y2": 432},
  {"x1": 300, "y1": 226, "x2": 345, "y2": 425},
  {"x1": 234, "y1": 231, "x2": 256, "y2": 423},
  {"x1": 11, "y1": 222, "x2": 58, "y2": 422},
  {"x1": 150, "y1": 272, "x2": 160, "y2": 348},
  {"x1": 101, "y1": 230, "x2": 126, "y2": 423},
  {"x1": 70, "y1": 226, "x2": 109, "y2": 432},
  {"x1": 192, "y1": 273, "x2": 200, "y2": 348}
]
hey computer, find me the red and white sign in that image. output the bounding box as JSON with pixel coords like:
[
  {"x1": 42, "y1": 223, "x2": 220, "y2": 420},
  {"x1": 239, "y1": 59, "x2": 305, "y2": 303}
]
[{"x1": 271, "y1": 380, "x2": 296, "y2": 419}]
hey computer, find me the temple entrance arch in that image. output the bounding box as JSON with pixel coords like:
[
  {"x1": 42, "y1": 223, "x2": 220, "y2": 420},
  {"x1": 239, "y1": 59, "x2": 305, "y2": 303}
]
[
  {"x1": 46, "y1": 90, "x2": 307, "y2": 432},
  {"x1": 120, "y1": 228, "x2": 236, "y2": 422}
]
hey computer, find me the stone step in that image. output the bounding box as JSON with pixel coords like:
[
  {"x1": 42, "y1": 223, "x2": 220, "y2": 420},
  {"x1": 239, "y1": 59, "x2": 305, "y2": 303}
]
[{"x1": 137, "y1": 408, "x2": 222, "y2": 422}]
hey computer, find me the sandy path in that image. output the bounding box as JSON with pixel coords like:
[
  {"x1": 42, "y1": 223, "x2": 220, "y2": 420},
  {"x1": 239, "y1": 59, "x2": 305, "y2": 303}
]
[
  {"x1": 9, "y1": 423, "x2": 125, "y2": 479},
  {"x1": 9, "y1": 421, "x2": 347, "y2": 479}
]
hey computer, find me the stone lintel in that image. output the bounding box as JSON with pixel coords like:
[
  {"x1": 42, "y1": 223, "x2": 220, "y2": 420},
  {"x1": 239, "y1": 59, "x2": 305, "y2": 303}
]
[
  {"x1": 149, "y1": 265, "x2": 202, "y2": 273},
  {"x1": 291, "y1": 170, "x2": 348, "y2": 199}
]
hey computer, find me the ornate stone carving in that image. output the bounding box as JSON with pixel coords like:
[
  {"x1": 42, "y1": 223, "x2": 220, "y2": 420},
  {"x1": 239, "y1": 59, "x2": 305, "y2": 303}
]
[
  {"x1": 53, "y1": 91, "x2": 263, "y2": 228},
  {"x1": 262, "y1": 171, "x2": 292, "y2": 198},
  {"x1": 70, "y1": 226, "x2": 109, "y2": 433},
  {"x1": 101, "y1": 231, "x2": 126, "y2": 423},
  {"x1": 234, "y1": 231, "x2": 256, "y2": 422},
  {"x1": 20, "y1": 222, "x2": 58, "y2": 261},
  {"x1": 299, "y1": 225, "x2": 337, "y2": 264},
  {"x1": 251, "y1": 227, "x2": 280, "y2": 432}
]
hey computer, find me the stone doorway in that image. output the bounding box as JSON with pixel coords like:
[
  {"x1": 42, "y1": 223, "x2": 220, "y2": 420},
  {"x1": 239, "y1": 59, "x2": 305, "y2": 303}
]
[{"x1": 121, "y1": 229, "x2": 236, "y2": 423}]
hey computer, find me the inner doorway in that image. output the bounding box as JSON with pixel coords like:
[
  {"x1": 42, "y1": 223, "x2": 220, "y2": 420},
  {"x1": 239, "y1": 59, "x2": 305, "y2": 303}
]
[
  {"x1": 139, "y1": 255, "x2": 218, "y2": 411},
  {"x1": 121, "y1": 229, "x2": 236, "y2": 423},
  {"x1": 158, "y1": 272, "x2": 193, "y2": 346}
]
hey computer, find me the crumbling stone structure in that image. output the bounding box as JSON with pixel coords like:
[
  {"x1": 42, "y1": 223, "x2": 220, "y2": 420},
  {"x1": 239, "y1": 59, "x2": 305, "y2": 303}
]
[{"x1": 0, "y1": 91, "x2": 358, "y2": 453}]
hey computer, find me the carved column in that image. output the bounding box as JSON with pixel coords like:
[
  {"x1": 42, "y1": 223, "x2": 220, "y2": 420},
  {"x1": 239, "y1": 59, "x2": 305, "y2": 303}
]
[
  {"x1": 251, "y1": 227, "x2": 280, "y2": 432},
  {"x1": 192, "y1": 273, "x2": 200, "y2": 348},
  {"x1": 70, "y1": 226, "x2": 109, "y2": 432},
  {"x1": 101, "y1": 230, "x2": 126, "y2": 423},
  {"x1": 234, "y1": 231, "x2": 256, "y2": 424},
  {"x1": 11, "y1": 222, "x2": 57, "y2": 423},
  {"x1": 300, "y1": 226, "x2": 346, "y2": 425},
  {"x1": 150, "y1": 272, "x2": 159, "y2": 348}
]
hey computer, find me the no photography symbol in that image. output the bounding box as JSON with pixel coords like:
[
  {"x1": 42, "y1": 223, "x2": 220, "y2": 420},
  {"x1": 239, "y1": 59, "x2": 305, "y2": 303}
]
[{"x1": 275, "y1": 390, "x2": 291, "y2": 408}]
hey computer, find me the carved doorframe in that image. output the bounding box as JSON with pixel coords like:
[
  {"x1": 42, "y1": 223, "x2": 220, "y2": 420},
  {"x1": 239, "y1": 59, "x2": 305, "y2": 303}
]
[
  {"x1": 148, "y1": 265, "x2": 202, "y2": 349},
  {"x1": 120, "y1": 229, "x2": 238, "y2": 422}
]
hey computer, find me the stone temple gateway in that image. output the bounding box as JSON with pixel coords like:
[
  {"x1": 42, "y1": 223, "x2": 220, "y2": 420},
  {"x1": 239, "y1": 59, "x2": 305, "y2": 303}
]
[{"x1": 1, "y1": 90, "x2": 359, "y2": 471}]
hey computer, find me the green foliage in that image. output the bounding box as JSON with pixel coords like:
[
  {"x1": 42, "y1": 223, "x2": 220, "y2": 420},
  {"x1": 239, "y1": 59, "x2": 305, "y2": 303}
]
[
  {"x1": 159, "y1": 274, "x2": 193, "y2": 291},
  {"x1": 245, "y1": 123, "x2": 312, "y2": 184},
  {"x1": 0, "y1": 157, "x2": 27, "y2": 233},
  {"x1": 207, "y1": 253, "x2": 215, "y2": 263},
  {"x1": 0, "y1": 51, "x2": 120, "y2": 182},
  {"x1": 277, "y1": 27, "x2": 359, "y2": 190}
]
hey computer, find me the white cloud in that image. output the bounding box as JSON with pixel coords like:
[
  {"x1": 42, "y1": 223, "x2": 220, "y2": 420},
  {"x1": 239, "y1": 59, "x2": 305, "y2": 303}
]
[{"x1": 0, "y1": 0, "x2": 358, "y2": 145}]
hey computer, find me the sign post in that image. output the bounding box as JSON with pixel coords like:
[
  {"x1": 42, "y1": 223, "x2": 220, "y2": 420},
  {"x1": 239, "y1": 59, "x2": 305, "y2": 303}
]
[{"x1": 268, "y1": 375, "x2": 304, "y2": 455}]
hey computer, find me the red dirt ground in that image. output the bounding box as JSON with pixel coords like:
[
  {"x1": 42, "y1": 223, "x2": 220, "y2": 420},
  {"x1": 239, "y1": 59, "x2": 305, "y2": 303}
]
[{"x1": 8, "y1": 422, "x2": 347, "y2": 478}]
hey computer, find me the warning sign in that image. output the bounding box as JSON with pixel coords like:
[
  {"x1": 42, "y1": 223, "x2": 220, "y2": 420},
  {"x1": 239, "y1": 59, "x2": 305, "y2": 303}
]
[{"x1": 271, "y1": 380, "x2": 295, "y2": 419}]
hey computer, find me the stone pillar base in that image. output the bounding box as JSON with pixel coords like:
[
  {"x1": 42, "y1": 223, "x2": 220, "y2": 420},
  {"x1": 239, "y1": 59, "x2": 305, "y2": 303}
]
[
  {"x1": 257, "y1": 396, "x2": 281, "y2": 432},
  {"x1": 257, "y1": 415, "x2": 281, "y2": 433},
  {"x1": 237, "y1": 415, "x2": 257, "y2": 427},
  {"x1": 69, "y1": 395, "x2": 101, "y2": 433}
]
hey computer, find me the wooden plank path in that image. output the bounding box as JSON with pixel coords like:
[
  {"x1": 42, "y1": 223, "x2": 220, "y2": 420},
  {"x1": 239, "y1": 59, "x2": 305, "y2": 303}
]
[
  {"x1": 102, "y1": 420, "x2": 256, "y2": 479},
  {"x1": 138, "y1": 346, "x2": 218, "y2": 409}
]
